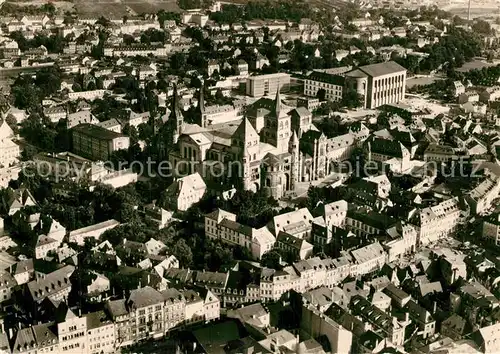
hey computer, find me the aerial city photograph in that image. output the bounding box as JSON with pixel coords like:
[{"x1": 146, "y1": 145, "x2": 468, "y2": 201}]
[{"x1": 1, "y1": 0, "x2": 500, "y2": 351}]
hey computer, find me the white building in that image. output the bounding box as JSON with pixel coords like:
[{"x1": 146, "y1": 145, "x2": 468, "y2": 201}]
[
  {"x1": 246, "y1": 73, "x2": 291, "y2": 97},
  {"x1": 68, "y1": 90, "x2": 108, "y2": 101},
  {"x1": 411, "y1": 197, "x2": 462, "y2": 246},
  {"x1": 467, "y1": 176, "x2": 500, "y2": 214},
  {"x1": 86, "y1": 311, "x2": 115, "y2": 354},
  {"x1": 68, "y1": 220, "x2": 120, "y2": 246},
  {"x1": 164, "y1": 172, "x2": 207, "y2": 211},
  {"x1": 35, "y1": 234, "x2": 60, "y2": 259},
  {"x1": 350, "y1": 242, "x2": 386, "y2": 276},
  {"x1": 205, "y1": 209, "x2": 276, "y2": 260}
]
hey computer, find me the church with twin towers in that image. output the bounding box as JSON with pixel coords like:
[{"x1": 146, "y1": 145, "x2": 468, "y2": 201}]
[{"x1": 164, "y1": 84, "x2": 370, "y2": 199}]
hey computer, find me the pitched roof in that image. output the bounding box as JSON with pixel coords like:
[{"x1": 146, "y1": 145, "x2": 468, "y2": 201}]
[
  {"x1": 232, "y1": 117, "x2": 259, "y2": 142},
  {"x1": 128, "y1": 286, "x2": 164, "y2": 309}
]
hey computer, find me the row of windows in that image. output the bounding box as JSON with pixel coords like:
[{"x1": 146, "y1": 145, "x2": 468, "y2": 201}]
[
  {"x1": 305, "y1": 81, "x2": 343, "y2": 90},
  {"x1": 374, "y1": 74, "x2": 405, "y2": 88}
]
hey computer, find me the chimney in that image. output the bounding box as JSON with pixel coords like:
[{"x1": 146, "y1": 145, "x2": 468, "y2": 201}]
[
  {"x1": 433, "y1": 301, "x2": 437, "y2": 314},
  {"x1": 147, "y1": 274, "x2": 151, "y2": 285},
  {"x1": 405, "y1": 312, "x2": 409, "y2": 323},
  {"x1": 123, "y1": 238, "x2": 127, "y2": 245},
  {"x1": 8, "y1": 328, "x2": 12, "y2": 340}
]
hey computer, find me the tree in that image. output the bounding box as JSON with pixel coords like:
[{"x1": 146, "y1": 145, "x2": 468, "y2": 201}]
[
  {"x1": 172, "y1": 239, "x2": 193, "y2": 267},
  {"x1": 316, "y1": 88, "x2": 326, "y2": 101},
  {"x1": 96, "y1": 16, "x2": 111, "y2": 27},
  {"x1": 11, "y1": 77, "x2": 40, "y2": 109},
  {"x1": 341, "y1": 88, "x2": 362, "y2": 109},
  {"x1": 5, "y1": 114, "x2": 18, "y2": 134},
  {"x1": 260, "y1": 250, "x2": 283, "y2": 269},
  {"x1": 72, "y1": 83, "x2": 82, "y2": 92}
]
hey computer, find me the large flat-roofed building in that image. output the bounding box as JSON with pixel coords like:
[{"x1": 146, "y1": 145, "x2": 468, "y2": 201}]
[
  {"x1": 72, "y1": 123, "x2": 130, "y2": 161},
  {"x1": 345, "y1": 61, "x2": 407, "y2": 109},
  {"x1": 246, "y1": 73, "x2": 290, "y2": 97}
]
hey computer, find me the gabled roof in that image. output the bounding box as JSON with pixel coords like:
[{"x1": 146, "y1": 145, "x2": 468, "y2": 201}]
[
  {"x1": 12, "y1": 328, "x2": 36, "y2": 354},
  {"x1": 232, "y1": 118, "x2": 259, "y2": 142}
]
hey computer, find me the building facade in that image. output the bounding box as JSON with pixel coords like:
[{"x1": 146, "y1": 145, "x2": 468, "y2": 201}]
[{"x1": 71, "y1": 124, "x2": 130, "y2": 161}]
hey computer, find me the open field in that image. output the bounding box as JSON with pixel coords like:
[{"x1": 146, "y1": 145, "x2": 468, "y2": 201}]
[
  {"x1": 406, "y1": 76, "x2": 444, "y2": 89},
  {"x1": 456, "y1": 60, "x2": 498, "y2": 73}
]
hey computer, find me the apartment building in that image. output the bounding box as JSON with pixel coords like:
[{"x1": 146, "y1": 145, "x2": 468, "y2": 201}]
[
  {"x1": 27, "y1": 265, "x2": 75, "y2": 304},
  {"x1": 67, "y1": 90, "x2": 107, "y2": 101},
  {"x1": 204, "y1": 209, "x2": 276, "y2": 260},
  {"x1": 345, "y1": 61, "x2": 407, "y2": 109},
  {"x1": 411, "y1": 197, "x2": 462, "y2": 246},
  {"x1": 304, "y1": 71, "x2": 345, "y2": 101},
  {"x1": 270, "y1": 207, "x2": 315, "y2": 240},
  {"x1": 480, "y1": 86, "x2": 500, "y2": 103},
  {"x1": 301, "y1": 304, "x2": 353, "y2": 354},
  {"x1": 483, "y1": 213, "x2": 500, "y2": 245},
  {"x1": 366, "y1": 138, "x2": 411, "y2": 173},
  {"x1": 246, "y1": 73, "x2": 290, "y2": 97},
  {"x1": 0, "y1": 138, "x2": 19, "y2": 168},
  {"x1": 72, "y1": 124, "x2": 130, "y2": 161},
  {"x1": 466, "y1": 176, "x2": 500, "y2": 214},
  {"x1": 162, "y1": 288, "x2": 186, "y2": 331},
  {"x1": 260, "y1": 266, "x2": 301, "y2": 302},
  {"x1": 350, "y1": 295, "x2": 407, "y2": 346},
  {"x1": 384, "y1": 222, "x2": 418, "y2": 262},
  {"x1": 106, "y1": 286, "x2": 220, "y2": 347},
  {"x1": 350, "y1": 242, "x2": 386, "y2": 276},
  {"x1": 276, "y1": 232, "x2": 314, "y2": 260},
  {"x1": 57, "y1": 307, "x2": 87, "y2": 353},
  {"x1": 0, "y1": 270, "x2": 15, "y2": 303},
  {"x1": 86, "y1": 311, "x2": 115, "y2": 354},
  {"x1": 34, "y1": 235, "x2": 59, "y2": 259}
]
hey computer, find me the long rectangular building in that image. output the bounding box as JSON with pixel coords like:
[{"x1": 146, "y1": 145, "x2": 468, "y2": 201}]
[
  {"x1": 304, "y1": 71, "x2": 345, "y2": 101},
  {"x1": 246, "y1": 73, "x2": 290, "y2": 97},
  {"x1": 72, "y1": 123, "x2": 130, "y2": 161},
  {"x1": 345, "y1": 61, "x2": 407, "y2": 109}
]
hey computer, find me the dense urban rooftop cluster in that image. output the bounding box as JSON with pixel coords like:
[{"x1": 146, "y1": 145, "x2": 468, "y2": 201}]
[{"x1": 0, "y1": 0, "x2": 500, "y2": 353}]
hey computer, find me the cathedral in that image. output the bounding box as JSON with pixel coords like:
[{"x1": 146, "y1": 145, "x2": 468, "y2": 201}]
[{"x1": 164, "y1": 86, "x2": 370, "y2": 199}]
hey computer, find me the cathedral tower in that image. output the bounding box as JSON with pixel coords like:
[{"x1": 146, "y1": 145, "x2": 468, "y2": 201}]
[
  {"x1": 289, "y1": 130, "x2": 300, "y2": 191},
  {"x1": 272, "y1": 89, "x2": 291, "y2": 153},
  {"x1": 169, "y1": 84, "x2": 184, "y2": 145}
]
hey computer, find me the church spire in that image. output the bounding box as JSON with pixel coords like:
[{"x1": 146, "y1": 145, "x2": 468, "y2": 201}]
[
  {"x1": 274, "y1": 88, "x2": 281, "y2": 118},
  {"x1": 169, "y1": 84, "x2": 184, "y2": 145}
]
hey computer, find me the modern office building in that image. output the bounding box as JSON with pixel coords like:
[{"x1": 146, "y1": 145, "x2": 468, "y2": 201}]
[{"x1": 246, "y1": 73, "x2": 290, "y2": 97}]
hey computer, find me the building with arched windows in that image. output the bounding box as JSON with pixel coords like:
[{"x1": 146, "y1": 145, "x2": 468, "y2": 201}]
[{"x1": 164, "y1": 85, "x2": 370, "y2": 200}]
